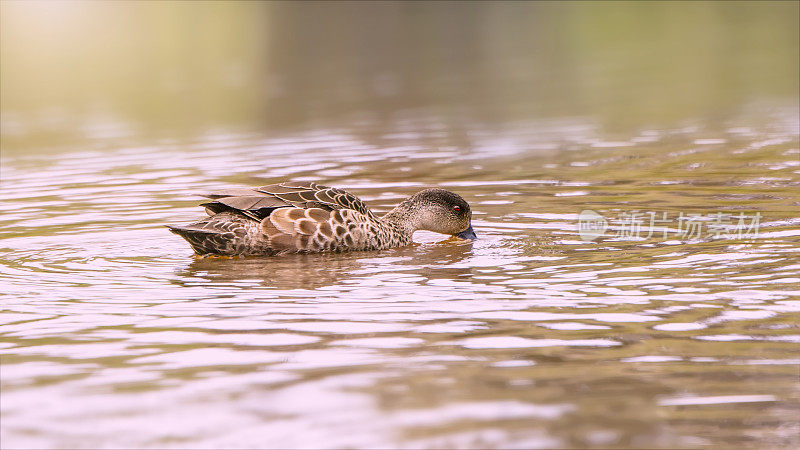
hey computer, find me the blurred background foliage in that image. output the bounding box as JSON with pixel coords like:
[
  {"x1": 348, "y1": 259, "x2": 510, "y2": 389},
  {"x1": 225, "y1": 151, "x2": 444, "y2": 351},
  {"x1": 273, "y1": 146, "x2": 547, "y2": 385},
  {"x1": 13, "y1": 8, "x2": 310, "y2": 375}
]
[{"x1": 1, "y1": 1, "x2": 798, "y2": 148}]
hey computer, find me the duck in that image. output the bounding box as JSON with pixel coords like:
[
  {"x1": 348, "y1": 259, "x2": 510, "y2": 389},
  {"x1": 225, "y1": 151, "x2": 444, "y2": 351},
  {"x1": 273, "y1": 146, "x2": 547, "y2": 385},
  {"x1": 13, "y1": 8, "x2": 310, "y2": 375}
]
[{"x1": 168, "y1": 181, "x2": 476, "y2": 256}]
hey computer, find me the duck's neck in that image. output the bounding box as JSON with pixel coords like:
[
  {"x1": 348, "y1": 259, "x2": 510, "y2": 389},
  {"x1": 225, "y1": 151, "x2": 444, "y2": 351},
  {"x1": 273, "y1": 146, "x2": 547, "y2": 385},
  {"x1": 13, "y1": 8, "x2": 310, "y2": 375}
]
[{"x1": 381, "y1": 199, "x2": 418, "y2": 237}]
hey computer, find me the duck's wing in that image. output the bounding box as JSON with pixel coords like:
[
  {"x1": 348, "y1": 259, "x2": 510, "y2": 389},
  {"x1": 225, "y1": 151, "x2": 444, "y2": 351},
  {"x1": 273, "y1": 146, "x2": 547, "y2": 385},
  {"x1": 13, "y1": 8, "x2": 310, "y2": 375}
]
[
  {"x1": 199, "y1": 181, "x2": 374, "y2": 222},
  {"x1": 256, "y1": 182, "x2": 374, "y2": 217},
  {"x1": 200, "y1": 191, "x2": 292, "y2": 221}
]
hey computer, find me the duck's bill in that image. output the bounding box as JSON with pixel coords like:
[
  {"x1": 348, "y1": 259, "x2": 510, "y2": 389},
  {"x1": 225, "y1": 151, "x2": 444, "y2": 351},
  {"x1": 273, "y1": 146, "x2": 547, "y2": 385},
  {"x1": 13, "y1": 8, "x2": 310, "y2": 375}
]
[{"x1": 456, "y1": 225, "x2": 477, "y2": 240}]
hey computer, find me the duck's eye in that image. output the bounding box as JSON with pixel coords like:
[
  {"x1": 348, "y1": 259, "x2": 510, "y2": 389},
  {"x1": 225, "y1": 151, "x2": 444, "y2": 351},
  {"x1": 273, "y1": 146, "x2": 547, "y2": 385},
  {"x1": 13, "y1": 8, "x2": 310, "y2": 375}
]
[{"x1": 453, "y1": 205, "x2": 461, "y2": 212}]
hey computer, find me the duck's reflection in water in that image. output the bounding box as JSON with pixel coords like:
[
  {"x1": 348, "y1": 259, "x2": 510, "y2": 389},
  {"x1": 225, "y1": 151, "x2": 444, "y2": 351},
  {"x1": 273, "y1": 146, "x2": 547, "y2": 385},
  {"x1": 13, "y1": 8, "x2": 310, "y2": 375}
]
[{"x1": 176, "y1": 238, "x2": 475, "y2": 291}]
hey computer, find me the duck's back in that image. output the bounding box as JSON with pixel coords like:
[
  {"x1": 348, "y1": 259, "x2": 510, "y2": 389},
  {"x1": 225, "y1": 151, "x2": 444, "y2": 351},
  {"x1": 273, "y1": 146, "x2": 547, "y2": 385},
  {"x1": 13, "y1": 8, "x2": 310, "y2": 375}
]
[{"x1": 168, "y1": 182, "x2": 406, "y2": 256}]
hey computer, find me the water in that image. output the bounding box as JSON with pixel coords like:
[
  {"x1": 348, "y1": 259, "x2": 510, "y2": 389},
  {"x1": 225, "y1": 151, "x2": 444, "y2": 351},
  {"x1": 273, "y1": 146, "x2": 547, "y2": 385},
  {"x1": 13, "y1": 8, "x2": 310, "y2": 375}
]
[{"x1": 2, "y1": 2, "x2": 799, "y2": 449}]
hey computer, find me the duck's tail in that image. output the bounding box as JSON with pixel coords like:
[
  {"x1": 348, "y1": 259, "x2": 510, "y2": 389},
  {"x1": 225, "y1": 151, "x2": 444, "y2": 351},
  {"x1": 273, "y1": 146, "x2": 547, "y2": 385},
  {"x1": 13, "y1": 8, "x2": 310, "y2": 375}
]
[{"x1": 167, "y1": 225, "x2": 230, "y2": 255}]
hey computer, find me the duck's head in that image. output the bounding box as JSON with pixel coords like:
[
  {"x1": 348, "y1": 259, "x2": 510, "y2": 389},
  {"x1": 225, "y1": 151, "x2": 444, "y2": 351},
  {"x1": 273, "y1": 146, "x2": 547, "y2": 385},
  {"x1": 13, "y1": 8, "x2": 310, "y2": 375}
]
[{"x1": 408, "y1": 188, "x2": 476, "y2": 240}]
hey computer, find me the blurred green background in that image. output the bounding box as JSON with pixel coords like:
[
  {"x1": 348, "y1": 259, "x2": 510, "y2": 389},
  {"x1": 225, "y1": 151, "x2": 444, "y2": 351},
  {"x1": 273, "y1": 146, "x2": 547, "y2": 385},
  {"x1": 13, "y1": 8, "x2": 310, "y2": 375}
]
[{"x1": 1, "y1": 1, "x2": 798, "y2": 148}]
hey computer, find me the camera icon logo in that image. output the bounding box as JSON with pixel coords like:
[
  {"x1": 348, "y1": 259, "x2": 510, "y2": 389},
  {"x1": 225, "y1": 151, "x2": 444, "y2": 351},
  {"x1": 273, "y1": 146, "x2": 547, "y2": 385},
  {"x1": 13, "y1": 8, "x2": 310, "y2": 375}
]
[{"x1": 578, "y1": 209, "x2": 608, "y2": 241}]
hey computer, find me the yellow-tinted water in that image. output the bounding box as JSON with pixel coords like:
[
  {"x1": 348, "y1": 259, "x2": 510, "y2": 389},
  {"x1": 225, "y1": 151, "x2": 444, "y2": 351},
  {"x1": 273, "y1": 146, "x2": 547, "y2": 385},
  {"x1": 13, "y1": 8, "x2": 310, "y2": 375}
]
[{"x1": 1, "y1": 2, "x2": 798, "y2": 448}]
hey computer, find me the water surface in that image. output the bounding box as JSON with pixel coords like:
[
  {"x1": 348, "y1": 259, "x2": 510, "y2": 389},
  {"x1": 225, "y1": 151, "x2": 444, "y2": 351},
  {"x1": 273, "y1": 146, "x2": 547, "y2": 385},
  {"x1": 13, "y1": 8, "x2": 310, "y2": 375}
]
[{"x1": 3, "y1": 104, "x2": 799, "y2": 448}]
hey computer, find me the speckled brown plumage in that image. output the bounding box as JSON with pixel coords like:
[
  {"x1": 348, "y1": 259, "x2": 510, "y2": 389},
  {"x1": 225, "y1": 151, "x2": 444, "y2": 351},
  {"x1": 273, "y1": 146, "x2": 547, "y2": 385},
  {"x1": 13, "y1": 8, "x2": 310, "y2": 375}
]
[{"x1": 168, "y1": 181, "x2": 475, "y2": 256}]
